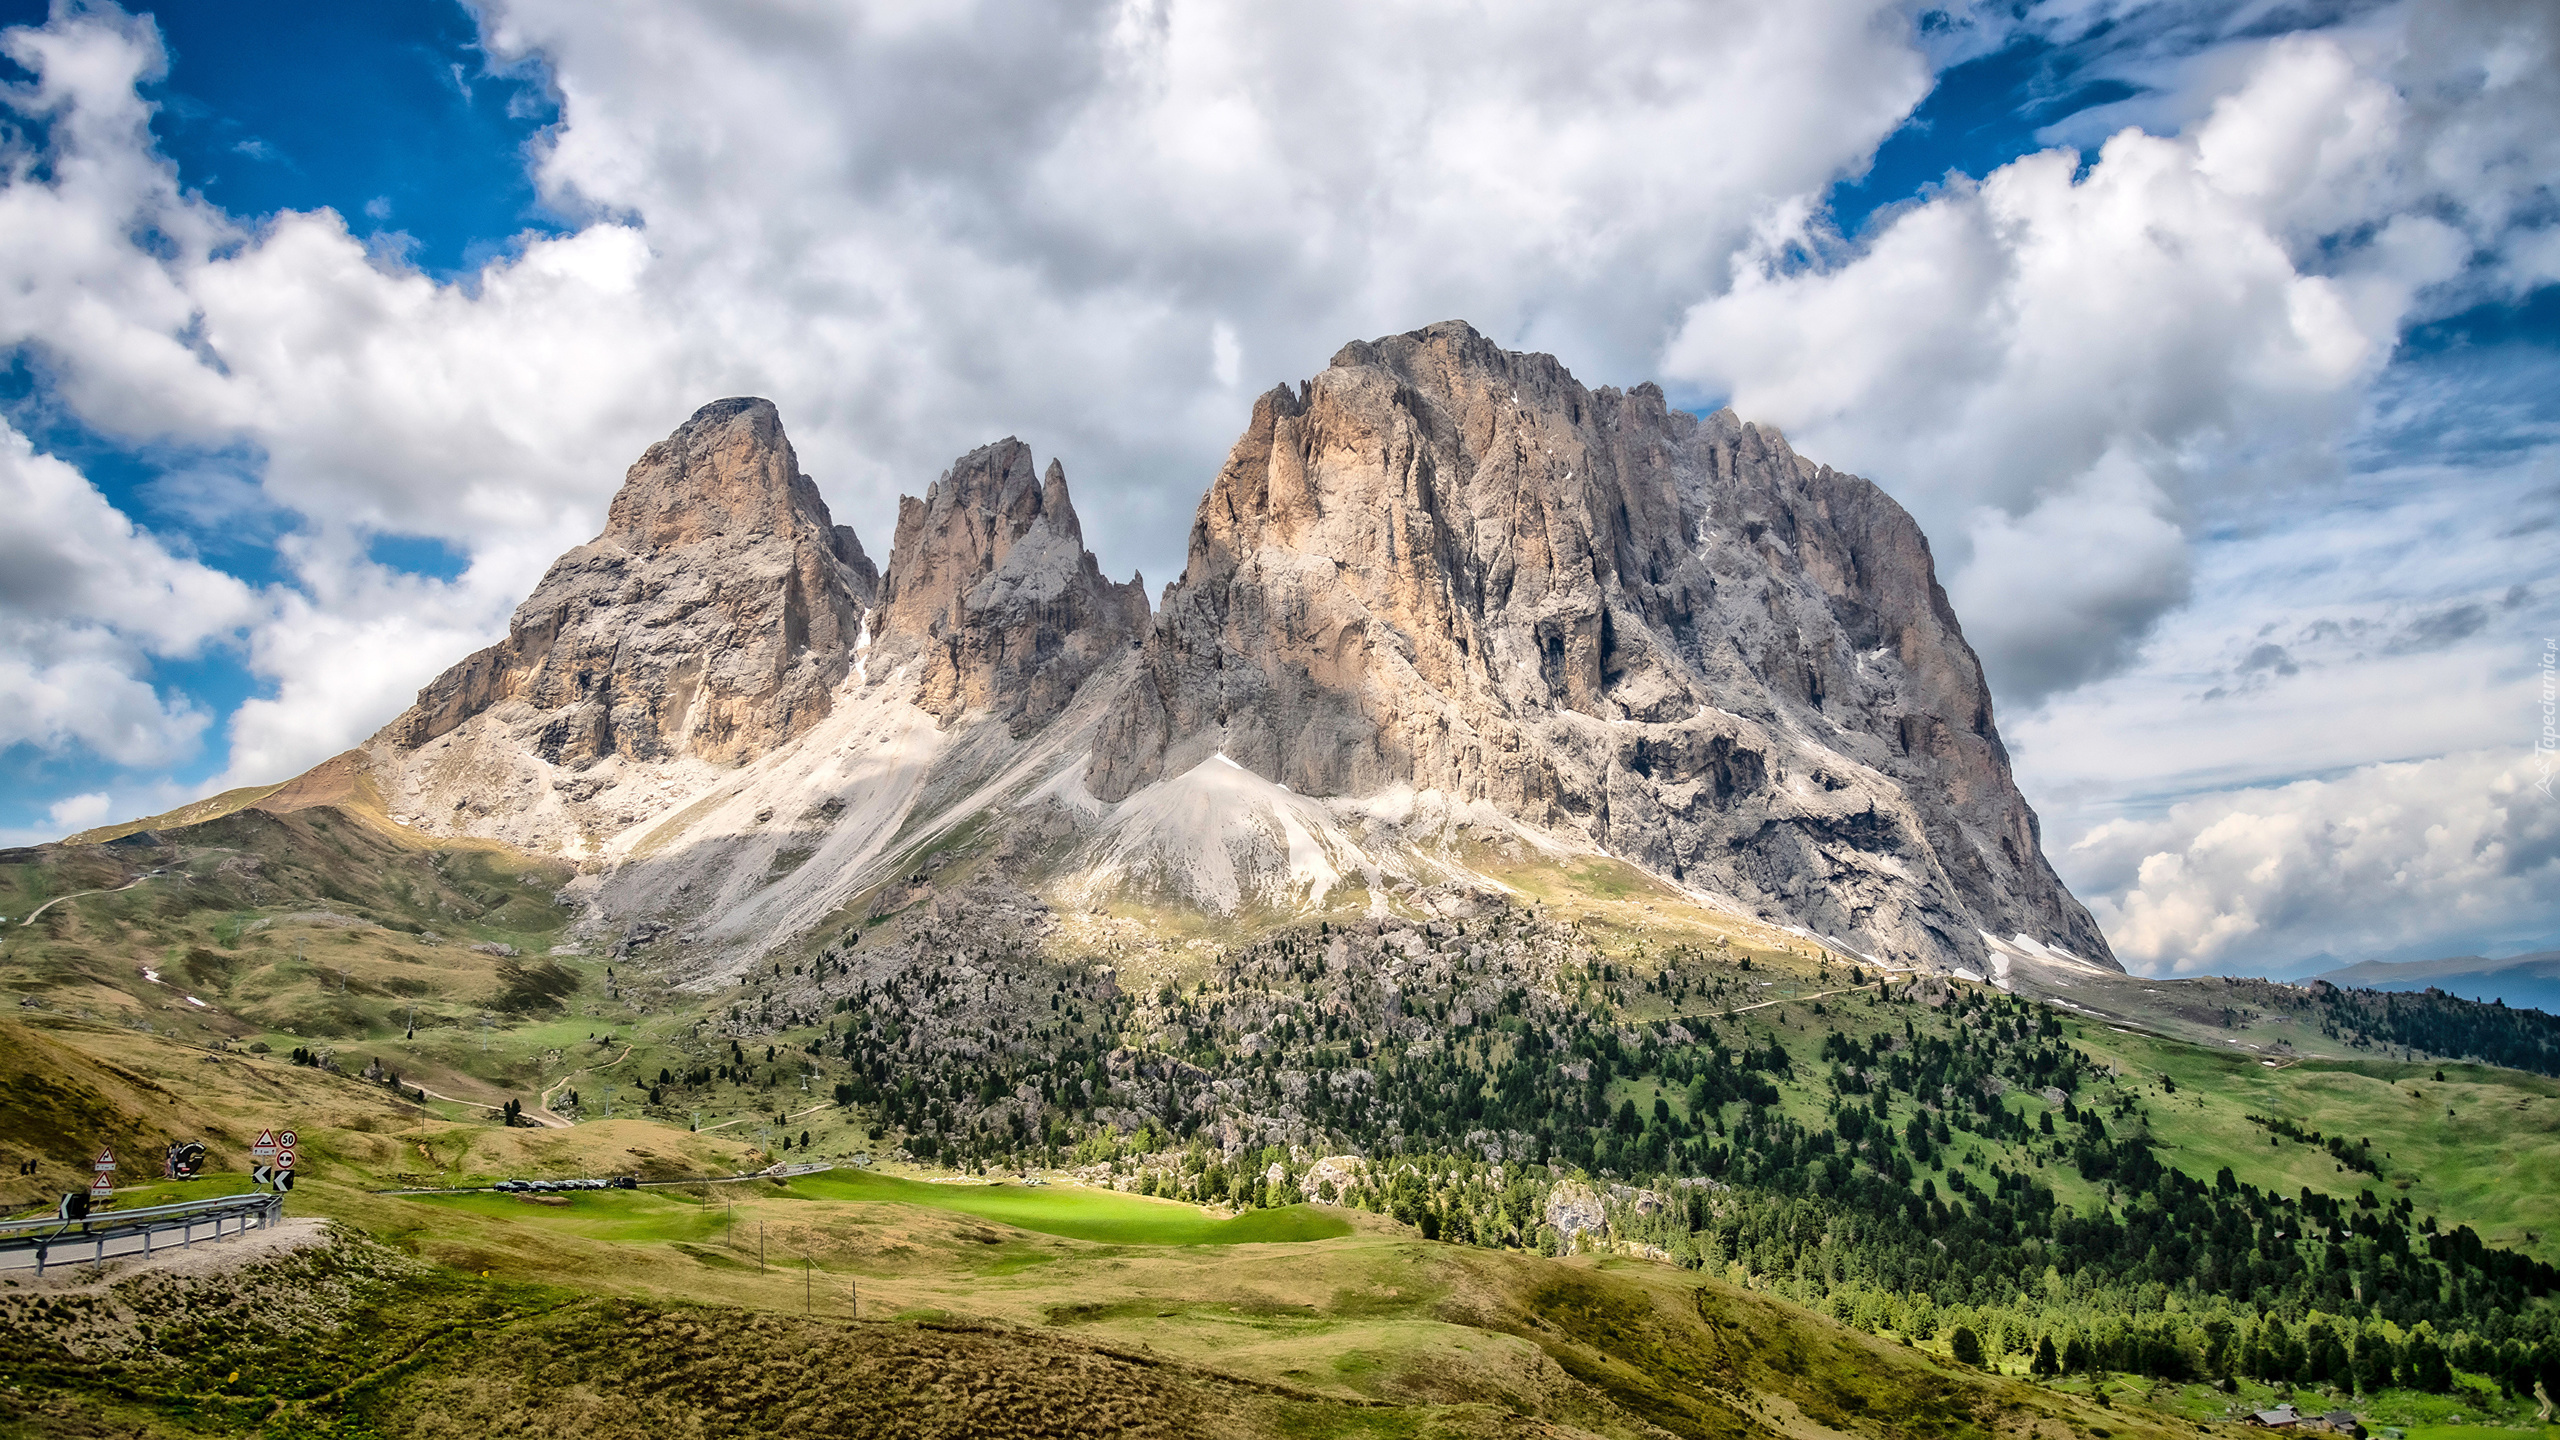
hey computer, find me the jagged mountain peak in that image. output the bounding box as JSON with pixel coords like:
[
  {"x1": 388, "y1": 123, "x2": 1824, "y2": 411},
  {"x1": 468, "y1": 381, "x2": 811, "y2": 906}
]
[
  {"x1": 381, "y1": 398, "x2": 872, "y2": 786},
  {"x1": 871, "y1": 438, "x2": 1148, "y2": 733},
  {"x1": 1089, "y1": 319, "x2": 2112, "y2": 971},
  {"x1": 249, "y1": 326, "x2": 2110, "y2": 981},
  {"x1": 603, "y1": 397, "x2": 825, "y2": 551}
]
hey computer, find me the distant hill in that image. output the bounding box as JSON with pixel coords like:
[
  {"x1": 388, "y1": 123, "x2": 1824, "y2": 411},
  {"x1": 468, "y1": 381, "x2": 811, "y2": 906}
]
[{"x1": 2314, "y1": 949, "x2": 2560, "y2": 1016}]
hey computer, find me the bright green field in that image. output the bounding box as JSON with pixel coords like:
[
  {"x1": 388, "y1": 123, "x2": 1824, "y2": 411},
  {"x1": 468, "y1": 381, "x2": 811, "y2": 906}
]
[
  {"x1": 2399, "y1": 1426, "x2": 2560, "y2": 1440},
  {"x1": 399, "y1": 1172, "x2": 1354, "y2": 1249},
  {"x1": 2066, "y1": 1025, "x2": 2560, "y2": 1260},
  {"x1": 784, "y1": 1171, "x2": 1356, "y2": 1245}
]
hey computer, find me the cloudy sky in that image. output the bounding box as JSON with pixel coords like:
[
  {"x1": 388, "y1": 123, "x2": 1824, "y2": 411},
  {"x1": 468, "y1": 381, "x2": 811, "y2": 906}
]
[{"x1": 1, "y1": 0, "x2": 2553, "y2": 978}]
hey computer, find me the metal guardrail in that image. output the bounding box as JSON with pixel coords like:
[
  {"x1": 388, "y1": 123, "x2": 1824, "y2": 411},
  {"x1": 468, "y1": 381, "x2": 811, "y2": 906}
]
[{"x1": 0, "y1": 1191, "x2": 285, "y2": 1274}]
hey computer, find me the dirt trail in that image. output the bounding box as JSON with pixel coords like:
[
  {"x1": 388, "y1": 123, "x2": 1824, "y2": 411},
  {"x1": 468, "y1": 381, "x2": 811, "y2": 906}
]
[
  {"x1": 534, "y1": 1044, "x2": 633, "y2": 1125},
  {"x1": 697, "y1": 1098, "x2": 837, "y2": 1134},
  {"x1": 411, "y1": 1084, "x2": 568, "y2": 1129},
  {"x1": 1666, "y1": 984, "x2": 1863, "y2": 1024},
  {"x1": 18, "y1": 872, "x2": 161, "y2": 924}
]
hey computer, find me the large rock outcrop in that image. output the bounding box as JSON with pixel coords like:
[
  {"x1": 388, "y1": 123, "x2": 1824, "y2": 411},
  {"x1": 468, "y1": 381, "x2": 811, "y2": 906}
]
[
  {"x1": 386, "y1": 397, "x2": 875, "y2": 769},
  {"x1": 867, "y1": 438, "x2": 1150, "y2": 734},
  {"x1": 1086, "y1": 321, "x2": 2112, "y2": 970},
  {"x1": 264, "y1": 331, "x2": 2109, "y2": 973}
]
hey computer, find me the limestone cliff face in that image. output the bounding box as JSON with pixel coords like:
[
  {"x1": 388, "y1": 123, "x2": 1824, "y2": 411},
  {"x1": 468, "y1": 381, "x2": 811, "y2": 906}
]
[
  {"x1": 867, "y1": 438, "x2": 1150, "y2": 734},
  {"x1": 327, "y1": 336, "x2": 2104, "y2": 973},
  {"x1": 1087, "y1": 322, "x2": 2112, "y2": 970},
  {"x1": 386, "y1": 397, "x2": 874, "y2": 769}
]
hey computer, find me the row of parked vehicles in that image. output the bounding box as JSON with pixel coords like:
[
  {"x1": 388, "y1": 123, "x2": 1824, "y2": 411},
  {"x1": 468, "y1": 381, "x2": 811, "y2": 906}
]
[{"x1": 492, "y1": 1176, "x2": 639, "y2": 1193}]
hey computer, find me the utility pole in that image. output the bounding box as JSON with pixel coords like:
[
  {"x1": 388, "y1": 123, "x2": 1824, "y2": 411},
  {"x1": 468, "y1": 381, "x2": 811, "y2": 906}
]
[
  {"x1": 759, "y1": 1221, "x2": 766, "y2": 1273},
  {"x1": 805, "y1": 1257, "x2": 812, "y2": 1316}
]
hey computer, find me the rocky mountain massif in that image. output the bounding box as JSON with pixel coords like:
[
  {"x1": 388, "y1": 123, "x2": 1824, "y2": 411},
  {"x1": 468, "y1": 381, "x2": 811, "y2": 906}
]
[
  {"x1": 263, "y1": 322, "x2": 2115, "y2": 975},
  {"x1": 1089, "y1": 325, "x2": 2106, "y2": 968}
]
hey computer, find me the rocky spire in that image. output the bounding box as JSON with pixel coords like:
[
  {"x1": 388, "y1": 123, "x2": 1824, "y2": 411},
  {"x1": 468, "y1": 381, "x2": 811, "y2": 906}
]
[
  {"x1": 868, "y1": 438, "x2": 1149, "y2": 734},
  {"x1": 386, "y1": 397, "x2": 874, "y2": 767},
  {"x1": 1087, "y1": 321, "x2": 2113, "y2": 970}
]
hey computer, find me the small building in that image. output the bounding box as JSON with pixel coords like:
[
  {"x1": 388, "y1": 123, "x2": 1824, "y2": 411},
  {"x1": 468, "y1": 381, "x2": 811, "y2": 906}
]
[
  {"x1": 2248, "y1": 1405, "x2": 2303, "y2": 1428},
  {"x1": 2318, "y1": 1411, "x2": 2365, "y2": 1438}
]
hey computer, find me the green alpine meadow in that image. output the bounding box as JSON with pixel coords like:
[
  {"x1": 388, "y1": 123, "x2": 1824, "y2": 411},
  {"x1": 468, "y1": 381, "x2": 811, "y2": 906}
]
[{"x1": 2, "y1": 9, "x2": 2556, "y2": 1431}]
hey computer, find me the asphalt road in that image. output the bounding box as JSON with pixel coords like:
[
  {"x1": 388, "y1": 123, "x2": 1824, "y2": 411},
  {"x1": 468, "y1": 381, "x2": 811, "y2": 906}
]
[{"x1": 0, "y1": 1204, "x2": 280, "y2": 1272}]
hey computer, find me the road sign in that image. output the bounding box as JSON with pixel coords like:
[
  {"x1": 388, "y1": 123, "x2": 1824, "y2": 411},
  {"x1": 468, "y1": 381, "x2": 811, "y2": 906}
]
[
  {"x1": 276, "y1": 1150, "x2": 296, "y2": 1172},
  {"x1": 278, "y1": 1130, "x2": 298, "y2": 1150},
  {"x1": 251, "y1": 1130, "x2": 278, "y2": 1160},
  {"x1": 88, "y1": 1171, "x2": 112, "y2": 1195},
  {"x1": 92, "y1": 1147, "x2": 114, "y2": 1173},
  {"x1": 275, "y1": 1170, "x2": 294, "y2": 1193},
  {"x1": 252, "y1": 1164, "x2": 274, "y2": 1185}
]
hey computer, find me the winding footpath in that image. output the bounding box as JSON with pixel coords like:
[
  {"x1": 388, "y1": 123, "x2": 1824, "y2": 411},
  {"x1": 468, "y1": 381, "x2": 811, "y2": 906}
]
[
  {"x1": 408, "y1": 1083, "x2": 568, "y2": 1129},
  {"x1": 534, "y1": 1044, "x2": 633, "y2": 1125},
  {"x1": 695, "y1": 1098, "x2": 839, "y2": 1134},
  {"x1": 15, "y1": 871, "x2": 165, "y2": 924}
]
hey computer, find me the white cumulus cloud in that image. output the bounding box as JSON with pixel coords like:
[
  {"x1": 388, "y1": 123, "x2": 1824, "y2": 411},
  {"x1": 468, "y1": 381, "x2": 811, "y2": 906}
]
[
  {"x1": 2071, "y1": 750, "x2": 2560, "y2": 973},
  {"x1": 0, "y1": 0, "x2": 2555, "y2": 973},
  {"x1": 0, "y1": 0, "x2": 1943, "y2": 799},
  {"x1": 0, "y1": 420, "x2": 256, "y2": 768},
  {"x1": 46, "y1": 791, "x2": 111, "y2": 832},
  {"x1": 1665, "y1": 11, "x2": 2559, "y2": 704}
]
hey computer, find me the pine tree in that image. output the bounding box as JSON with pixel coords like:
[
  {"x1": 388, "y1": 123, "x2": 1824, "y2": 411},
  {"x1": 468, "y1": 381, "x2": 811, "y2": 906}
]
[
  {"x1": 2352, "y1": 1331, "x2": 2395, "y2": 1394},
  {"x1": 2405, "y1": 1326, "x2": 2452, "y2": 1392}
]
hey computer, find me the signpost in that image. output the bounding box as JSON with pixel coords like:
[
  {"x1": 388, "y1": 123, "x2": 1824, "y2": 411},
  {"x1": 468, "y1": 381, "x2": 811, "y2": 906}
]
[{"x1": 250, "y1": 1126, "x2": 299, "y2": 1192}]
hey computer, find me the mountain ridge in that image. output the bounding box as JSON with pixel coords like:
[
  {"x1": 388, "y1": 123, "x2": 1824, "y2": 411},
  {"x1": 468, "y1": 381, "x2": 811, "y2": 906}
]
[
  {"x1": 2314, "y1": 948, "x2": 2560, "y2": 1015},
  {"x1": 1089, "y1": 322, "x2": 2105, "y2": 971},
  {"x1": 82, "y1": 322, "x2": 2117, "y2": 977}
]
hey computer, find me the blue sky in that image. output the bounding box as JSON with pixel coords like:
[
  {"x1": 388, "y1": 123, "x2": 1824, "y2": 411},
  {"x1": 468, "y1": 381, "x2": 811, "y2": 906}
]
[
  {"x1": 0, "y1": 0, "x2": 2553, "y2": 978},
  {"x1": 0, "y1": 0, "x2": 540, "y2": 816}
]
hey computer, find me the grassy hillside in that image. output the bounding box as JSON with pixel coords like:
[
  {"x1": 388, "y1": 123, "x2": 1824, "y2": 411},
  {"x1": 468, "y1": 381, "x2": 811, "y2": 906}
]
[
  {"x1": 0, "y1": 1027, "x2": 2200, "y2": 1440},
  {"x1": 2063, "y1": 1026, "x2": 2560, "y2": 1257},
  {"x1": 7, "y1": 801, "x2": 2560, "y2": 1438}
]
